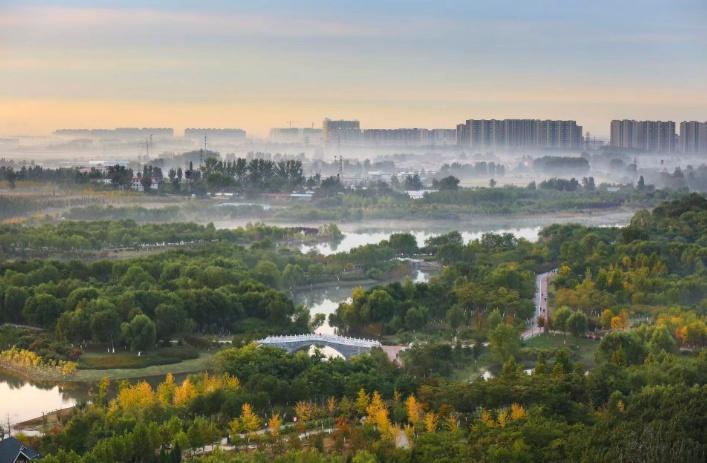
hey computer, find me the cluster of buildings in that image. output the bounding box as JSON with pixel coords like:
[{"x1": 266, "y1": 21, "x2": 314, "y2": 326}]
[
  {"x1": 456, "y1": 119, "x2": 583, "y2": 149},
  {"x1": 322, "y1": 118, "x2": 583, "y2": 149},
  {"x1": 322, "y1": 119, "x2": 457, "y2": 147},
  {"x1": 319, "y1": 118, "x2": 707, "y2": 153},
  {"x1": 609, "y1": 120, "x2": 707, "y2": 154},
  {"x1": 52, "y1": 119, "x2": 707, "y2": 154}
]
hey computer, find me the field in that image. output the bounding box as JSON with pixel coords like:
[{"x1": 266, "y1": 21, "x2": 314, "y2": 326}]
[
  {"x1": 77, "y1": 345, "x2": 200, "y2": 370},
  {"x1": 74, "y1": 352, "x2": 215, "y2": 382}
]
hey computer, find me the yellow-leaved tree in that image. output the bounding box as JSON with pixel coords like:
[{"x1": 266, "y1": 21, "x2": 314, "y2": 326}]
[
  {"x1": 511, "y1": 403, "x2": 527, "y2": 421},
  {"x1": 497, "y1": 409, "x2": 509, "y2": 428},
  {"x1": 157, "y1": 373, "x2": 176, "y2": 405},
  {"x1": 294, "y1": 401, "x2": 313, "y2": 434},
  {"x1": 423, "y1": 411, "x2": 438, "y2": 433},
  {"x1": 480, "y1": 409, "x2": 495, "y2": 428},
  {"x1": 173, "y1": 378, "x2": 198, "y2": 406},
  {"x1": 240, "y1": 403, "x2": 261, "y2": 442},
  {"x1": 327, "y1": 396, "x2": 337, "y2": 416},
  {"x1": 268, "y1": 412, "x2": 282, "y2": 438},
  {"x1": 405, "y1": 394, "x2": 422, "y2": 427},
  {"x1": 355, "y1": 388, "x2": 369, "y2": 415}
]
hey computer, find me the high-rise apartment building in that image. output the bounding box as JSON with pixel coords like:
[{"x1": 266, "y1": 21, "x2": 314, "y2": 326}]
[
  {"x1": 609, "y1": 120, "x2": 676, "y2": 152},
  {"x1": 679, "y1": 121, "x2": 707, "y2": 154},
  {"x1": 322, "y1": 119, "x2": 361, "y2": 145},
  {"x1": 456, "y1": 119, "x2": 583, "y2": 149}
]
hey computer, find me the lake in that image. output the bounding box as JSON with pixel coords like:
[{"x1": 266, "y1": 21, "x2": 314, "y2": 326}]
[{"x1": 0, "y1": 370, "x2": 88, "y2": 426}]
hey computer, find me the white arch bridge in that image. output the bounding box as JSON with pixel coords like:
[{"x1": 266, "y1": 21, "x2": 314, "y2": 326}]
[{"x1": 257, "y1": 334, "x2": 381, "y2": 359}]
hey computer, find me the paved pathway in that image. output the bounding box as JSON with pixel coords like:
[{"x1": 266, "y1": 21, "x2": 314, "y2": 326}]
[{"x1": 522, "y1": 270, "x2": 554, "y2": 340}]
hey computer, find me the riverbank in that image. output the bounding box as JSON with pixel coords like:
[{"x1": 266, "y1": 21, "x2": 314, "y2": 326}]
[
  {"x1": 1, "y1": 351, "x2": 214, "y2": 384},
  {"x1": 0, "y1": 362, "x2": 74, "y2": 383}
]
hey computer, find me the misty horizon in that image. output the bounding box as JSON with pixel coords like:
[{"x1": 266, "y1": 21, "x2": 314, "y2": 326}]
[{"x1": 1, "y1": 1, "x2": 706, "y2": 138}]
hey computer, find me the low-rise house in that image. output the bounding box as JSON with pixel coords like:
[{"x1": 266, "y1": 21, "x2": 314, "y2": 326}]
[{"x1": 0, "y1": 437, "x2": 41, "y2": 463}]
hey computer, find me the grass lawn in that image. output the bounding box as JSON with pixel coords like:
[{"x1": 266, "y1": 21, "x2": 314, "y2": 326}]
[
  {"x1": 74, "y1": 352, "x2": 215, "y2": 382},
  {"x1": 524, "y1": 333, "x2": 600, "y2": 368},
  {"x1": 78, "y1": 345, "x2": 200, "y2": 370}
]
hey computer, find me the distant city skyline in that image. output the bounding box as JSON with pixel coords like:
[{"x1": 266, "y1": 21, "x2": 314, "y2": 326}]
[{"x1": 1, "y1": 1, "x2": 706, "y2": 138}]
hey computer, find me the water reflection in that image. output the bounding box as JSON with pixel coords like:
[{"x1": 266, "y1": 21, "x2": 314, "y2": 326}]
[
  {"x1": 0, "y1": 370, "x2": 85, "y2": 424},
  {"x1": 300, "y1": 227, "x2": 543, "y2": 255},
  {"x1": 294, "y1": 285, "x2": 356, "y2": 335}
]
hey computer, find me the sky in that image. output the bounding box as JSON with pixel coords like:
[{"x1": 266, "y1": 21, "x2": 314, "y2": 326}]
[{"x1": 0, "y1": 0, "x2": 706, "y2": 138}]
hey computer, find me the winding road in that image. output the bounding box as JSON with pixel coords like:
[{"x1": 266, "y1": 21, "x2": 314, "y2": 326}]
[{"x1": 522, "y1": 270, "x2": 554, "y2": 340}]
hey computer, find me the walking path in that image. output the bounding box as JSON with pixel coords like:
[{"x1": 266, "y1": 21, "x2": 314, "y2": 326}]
[{"x1": 522, "y1": 270, "x2": 555, "y2": 340}]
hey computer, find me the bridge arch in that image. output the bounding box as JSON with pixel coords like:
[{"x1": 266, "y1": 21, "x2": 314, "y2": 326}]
[{"x1": 257, "y1": 334, "x2": 381, "y2": 360}]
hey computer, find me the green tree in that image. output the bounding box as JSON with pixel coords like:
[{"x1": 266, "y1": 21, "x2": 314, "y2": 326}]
[
  {"x1": 566, "y1": 311, "x2": 588, "y2": 336},
  {"x1": 388, "y1": 233, "x2": 418, "y2": 255},
  {"x1": 3, "y1": 286, "x2": 28, "y2": 323},
  {"x1": 90, "y1": 310, "x2": 121, "y2": 348},
  {"x1": 436, "y1": 175, "x2": 460, "y2": 191},
  {"x1": 154, "y1": 303, "x2": 189, "y2": 341},
  {"x1": 23, "y1": 293, "x2": 63, "y2": 328},
  {"x1": 487, "y1": 308, "x2": 503, "y2": 330},
  {"x1": 253, "y1": 260, "x2": 281, "y2": 287},
  {"x1": 121, "y1": 314, "x2": 157, "y2": 351},
  {"x1": 283, "y1": 264, "x2": 305, "y2": 289},
  {"x1": 552, "y1": 306, "x2": 572, "y2": 332},
  {"x1": 489, "y1": 323, "x2": 521, "y2": 363}
]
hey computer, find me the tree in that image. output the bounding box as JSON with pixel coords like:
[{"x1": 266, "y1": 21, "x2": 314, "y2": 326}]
[
  {"x1": 649, "y1": 326, "x2": 677, "y2": 354},
  {"x1": 253, "y1": 260, "x2": 281, "y2": 287},
  {"x1": 404, "y1": 174, "x2": 424, "y2": 191},
  {"x1": 597, "y1": 331, "x2": 647, "y2": 366},
  {"x1": 423, "y1": 411, "x2": 438, "y2": 432},
  {"x1": 566, "y1": 311, "x2": 588, "y2": 336},
  {"x1": 600, "y1": 308, "x2": 614, "y2": 329},
  {"x1": 121, "y1": 314, "x2": 156, "y2": 351},
  {"x1": 268, "y1": 412, "x2": 282, "y2": 438},
  {"x1": 488, "y1": 323, "x2": 521, "y2": 363},
  {"x1": 90, "y1": 310, "x2": 121, "y2": 348},
  {"x1": 5, "y1": 168, "x2": 17, "y2": 188},
  {"x1": 23, "y1": 293, "x2": 63, "y2": 328},
  {"x1": 294, "y1": 401, "x2": 313, "y2": 433},
  {"x1": 637, "y1": 175, "x2": 646, "y2": 190},
  {"x1": 552, "y1": 306, "x2": 572, "y2": 332},
  {"x1": 283, "y1": 264, "x2": 305, "y2": 289},
  {"x1": 446, "y1": 306, "x2": 465, "y2": 332},
  {"x1": 3, "y1": 286, "x2": 28, "y2": 323},
  {"x1": 237, "y1": 403, "x2": 261, "y2": 442},
  {"x1": 154, "y1": 303, "x2": 189, "y2": 341},
  {"x1": 405, "y1": 394, "x2": 422, "y2": 427},
  {"x1": 436, "y1": 175, "x2": 460, "y2": 191},
  {"x1": 355, "y1": 388, "x2": 369, "y2": 415},
  {"x1": 487, "y1": 308, "x2": 503, "y2": 330},
  {"x1": 489, "y1": 178, "x2": 497, "y2": 188},
  {"x1": 405, "y1": 306, "x2": 427, "y2": 331},
  {"x1": 388, "y1": 233, "x2": 418, "y2": 255}
]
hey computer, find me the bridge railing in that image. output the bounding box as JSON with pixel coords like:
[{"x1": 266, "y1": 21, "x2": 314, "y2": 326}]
[{"x1": 258, "y1": 333, "x2": 381, "y2": 348}]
